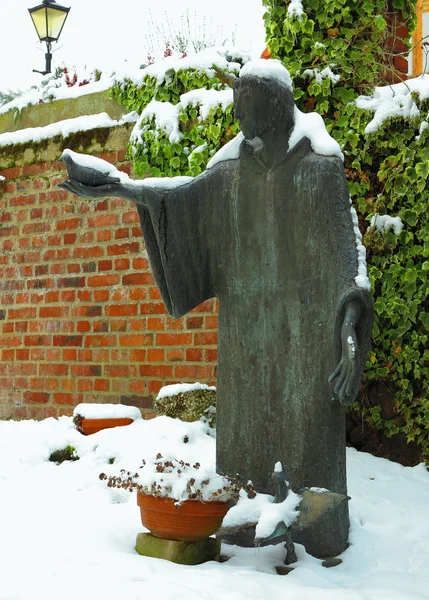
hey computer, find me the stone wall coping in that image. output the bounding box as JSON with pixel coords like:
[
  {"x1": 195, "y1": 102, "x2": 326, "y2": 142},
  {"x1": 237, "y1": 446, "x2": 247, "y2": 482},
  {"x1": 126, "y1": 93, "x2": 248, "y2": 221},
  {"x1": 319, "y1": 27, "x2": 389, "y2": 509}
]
[{"x1": 0, "y1": 90, "x2": 126, "y2": 136}]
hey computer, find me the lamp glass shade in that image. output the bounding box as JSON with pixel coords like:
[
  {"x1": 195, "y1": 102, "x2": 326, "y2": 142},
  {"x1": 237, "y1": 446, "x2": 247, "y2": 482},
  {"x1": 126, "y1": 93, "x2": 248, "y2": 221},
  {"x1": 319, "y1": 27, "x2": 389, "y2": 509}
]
[{"x1": 29, "y1": 2, "x2": 70, "y2": 42}]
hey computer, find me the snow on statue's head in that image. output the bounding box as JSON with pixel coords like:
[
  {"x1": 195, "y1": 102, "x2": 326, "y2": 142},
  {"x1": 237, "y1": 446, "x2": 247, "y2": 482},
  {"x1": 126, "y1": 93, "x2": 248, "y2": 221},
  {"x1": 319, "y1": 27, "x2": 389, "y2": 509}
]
[{"x1": 234, "y1": 59, "x2": 295, "y2": 140}]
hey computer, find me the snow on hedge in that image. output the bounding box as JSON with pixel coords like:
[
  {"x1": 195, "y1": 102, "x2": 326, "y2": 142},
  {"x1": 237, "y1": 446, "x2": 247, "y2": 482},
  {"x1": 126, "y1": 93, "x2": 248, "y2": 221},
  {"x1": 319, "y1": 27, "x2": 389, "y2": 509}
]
[
  {"x1": 370, "y1": 214, "x2": 404, "y2": 235},
  {"x1": 73, "y1": 403, "x2": 142, "y2": 420},
  {"x1": 114, "y1": 47, "x2": 251, "y2": 88},
  {"x1": 356, "y1": 74, "x2": 429, "y2": 133},
  {"x1": 130, "y1": 88, "x2": 234, "y2": 147}
]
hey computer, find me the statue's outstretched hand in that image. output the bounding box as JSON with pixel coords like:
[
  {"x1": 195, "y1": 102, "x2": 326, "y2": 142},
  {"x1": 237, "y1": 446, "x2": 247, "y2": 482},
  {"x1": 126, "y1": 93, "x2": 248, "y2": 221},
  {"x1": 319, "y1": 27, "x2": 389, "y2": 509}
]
[
  {"x1": 58, "y1": 179, "x2": 120, "y2": 199},
  {"x1": 328, "y1": 300, "x2": 362, "y2": 406}
]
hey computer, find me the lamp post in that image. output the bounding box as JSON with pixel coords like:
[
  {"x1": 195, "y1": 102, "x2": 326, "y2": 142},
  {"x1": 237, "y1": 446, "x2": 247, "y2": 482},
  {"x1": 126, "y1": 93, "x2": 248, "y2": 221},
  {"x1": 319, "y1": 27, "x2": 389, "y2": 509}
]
[{"x1": 28, "y1": 0, "x2": 71, "y2": 75}]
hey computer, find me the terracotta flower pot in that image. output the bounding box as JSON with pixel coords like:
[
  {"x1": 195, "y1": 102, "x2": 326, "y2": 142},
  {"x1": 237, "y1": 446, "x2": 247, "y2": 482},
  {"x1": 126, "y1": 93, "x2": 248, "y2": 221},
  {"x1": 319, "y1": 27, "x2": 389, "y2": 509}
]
[
  {"x1": 78, "y1": 417, "x2": 134, "y2": 435},
  {"x1": 137, "y1": 493, "x2": 229, "y2": 541}
]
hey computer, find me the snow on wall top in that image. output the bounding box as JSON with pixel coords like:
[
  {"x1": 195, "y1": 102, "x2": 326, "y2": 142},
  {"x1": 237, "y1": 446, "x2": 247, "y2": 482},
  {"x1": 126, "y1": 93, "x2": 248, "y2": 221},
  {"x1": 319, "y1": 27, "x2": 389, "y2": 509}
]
[
  {"x1": 0, "y1": 111, "x2": 138, "y2": 149},
  {"x1": 0, "y1": 73, "x2": 114, "y2": 116}
]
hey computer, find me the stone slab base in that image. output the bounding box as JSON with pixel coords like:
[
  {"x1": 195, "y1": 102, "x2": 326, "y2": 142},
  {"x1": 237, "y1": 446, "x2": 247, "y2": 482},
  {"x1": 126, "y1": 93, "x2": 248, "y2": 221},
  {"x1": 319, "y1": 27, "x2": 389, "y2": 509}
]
[{"x1": 135, "y1": 533, "x2": 221, "y2": 565}]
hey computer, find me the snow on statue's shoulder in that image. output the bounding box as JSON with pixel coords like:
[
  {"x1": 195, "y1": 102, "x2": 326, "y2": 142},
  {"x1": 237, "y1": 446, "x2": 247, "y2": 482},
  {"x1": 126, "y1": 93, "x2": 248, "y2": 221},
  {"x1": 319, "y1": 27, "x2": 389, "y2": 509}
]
[
  {"x1": 239, "y1": 58, "x2": 293, "y2": 90},
  {"x1": 290, "y1": 107, "x2": 344, "y2": 160},
  {"x1": 73, "y1": 403, "x2": 142, "y2": 420},
  {"x1": 207, "y1": 132, "x2": 244, "y2": 170}
]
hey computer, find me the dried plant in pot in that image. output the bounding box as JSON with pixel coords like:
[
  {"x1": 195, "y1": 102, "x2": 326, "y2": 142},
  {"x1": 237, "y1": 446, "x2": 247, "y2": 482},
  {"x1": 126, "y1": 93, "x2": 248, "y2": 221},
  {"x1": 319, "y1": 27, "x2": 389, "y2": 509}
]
[
  {"x1": 73, "y1": 403, "x2": 142, "y2": 435},
  {"x1": 100, "y1": 454, "x2": 254, "y2": 542}
]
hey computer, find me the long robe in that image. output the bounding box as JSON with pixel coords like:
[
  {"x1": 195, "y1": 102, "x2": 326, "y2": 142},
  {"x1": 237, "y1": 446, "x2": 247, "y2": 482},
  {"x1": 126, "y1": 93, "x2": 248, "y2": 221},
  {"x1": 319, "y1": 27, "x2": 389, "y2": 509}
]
[{"x1": 135, "y1": 136, "x2": 372, "y2": 557}]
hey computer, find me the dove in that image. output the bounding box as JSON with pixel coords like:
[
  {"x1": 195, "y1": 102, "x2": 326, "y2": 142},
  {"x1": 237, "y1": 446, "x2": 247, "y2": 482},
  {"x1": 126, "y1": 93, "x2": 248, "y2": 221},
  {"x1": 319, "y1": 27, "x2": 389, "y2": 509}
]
[{"x1": 58, "y1": 149, "x2": 122, "y2": 187}]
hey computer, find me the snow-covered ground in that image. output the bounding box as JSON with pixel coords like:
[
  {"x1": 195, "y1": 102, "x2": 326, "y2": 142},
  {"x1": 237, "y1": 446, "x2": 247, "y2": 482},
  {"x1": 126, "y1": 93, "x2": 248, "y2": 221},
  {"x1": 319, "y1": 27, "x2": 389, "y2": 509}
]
[{"x1": 0, "y1": 415, "x2": 428, "y2": 600}]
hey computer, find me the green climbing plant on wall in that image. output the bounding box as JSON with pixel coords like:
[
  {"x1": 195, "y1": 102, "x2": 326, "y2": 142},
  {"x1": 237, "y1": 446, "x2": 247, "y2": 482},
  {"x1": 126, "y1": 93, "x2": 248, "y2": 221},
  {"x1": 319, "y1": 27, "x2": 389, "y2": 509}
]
[
  {"x1": 263, "y1": 0, "x2": 429, "y2": 459},
  {"x1": 110, "y1": 52, "x2": 242, "y2": 178}
]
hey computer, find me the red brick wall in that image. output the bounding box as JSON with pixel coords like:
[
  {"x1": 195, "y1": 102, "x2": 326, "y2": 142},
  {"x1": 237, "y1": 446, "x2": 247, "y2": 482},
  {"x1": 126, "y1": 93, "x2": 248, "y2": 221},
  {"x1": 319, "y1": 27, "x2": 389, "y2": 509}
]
[{"x1": 0, "y1": 149, "x2": 218, "y2": 420}]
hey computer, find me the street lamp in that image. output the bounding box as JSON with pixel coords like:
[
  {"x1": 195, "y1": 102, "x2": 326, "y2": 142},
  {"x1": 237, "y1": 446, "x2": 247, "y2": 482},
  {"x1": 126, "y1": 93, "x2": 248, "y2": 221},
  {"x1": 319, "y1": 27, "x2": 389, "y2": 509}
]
[{"x1": 28, "y1": 0, "x2": 71, "y2": 75}]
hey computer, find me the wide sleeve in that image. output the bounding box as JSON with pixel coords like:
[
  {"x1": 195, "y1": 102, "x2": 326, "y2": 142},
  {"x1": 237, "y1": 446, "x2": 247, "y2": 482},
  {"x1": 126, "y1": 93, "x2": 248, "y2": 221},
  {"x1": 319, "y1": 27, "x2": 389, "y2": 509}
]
[
  {"x1": 134, "y1": 171, "x2": 216, "y2": 318},
  {"x1": 317, "y1": 155, "x2": 374, "y2": 373}
]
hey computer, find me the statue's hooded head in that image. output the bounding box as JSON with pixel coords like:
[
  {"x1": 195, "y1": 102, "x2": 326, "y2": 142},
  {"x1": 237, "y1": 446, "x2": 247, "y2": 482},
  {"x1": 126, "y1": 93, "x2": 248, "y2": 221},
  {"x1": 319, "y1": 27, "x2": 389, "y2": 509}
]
[{"x1": 234, "y1": 59, "x2": 295, "y2": 140}]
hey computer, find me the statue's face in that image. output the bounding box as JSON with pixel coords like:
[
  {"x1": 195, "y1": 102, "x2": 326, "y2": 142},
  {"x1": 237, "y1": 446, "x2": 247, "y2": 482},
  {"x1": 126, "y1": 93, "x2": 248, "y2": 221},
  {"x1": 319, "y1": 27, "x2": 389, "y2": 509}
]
[
  {"x1": 234, "y1": 85, "x2": 267, "y2": 139},
  {"x1": 234, "y1": 80, "x2": 294, "y2": 140}
]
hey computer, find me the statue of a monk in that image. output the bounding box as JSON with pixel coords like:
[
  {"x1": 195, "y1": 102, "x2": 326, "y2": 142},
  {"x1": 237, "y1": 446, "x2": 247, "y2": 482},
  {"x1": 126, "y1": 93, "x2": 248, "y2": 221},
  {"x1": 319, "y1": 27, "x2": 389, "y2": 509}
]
[{"x1": 59, "y1": 59, "x2": 373, "y2": 558}]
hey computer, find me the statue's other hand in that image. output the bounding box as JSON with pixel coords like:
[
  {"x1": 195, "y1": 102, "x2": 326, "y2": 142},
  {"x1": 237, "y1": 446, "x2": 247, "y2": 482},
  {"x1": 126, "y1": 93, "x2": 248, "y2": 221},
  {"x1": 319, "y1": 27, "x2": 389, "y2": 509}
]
[
  {"x1": 57, "y1": 178, "x2": 119, "y2": 199},
  {"x1": 328, "y1": 321, "x2": 360, "y2": 406}
]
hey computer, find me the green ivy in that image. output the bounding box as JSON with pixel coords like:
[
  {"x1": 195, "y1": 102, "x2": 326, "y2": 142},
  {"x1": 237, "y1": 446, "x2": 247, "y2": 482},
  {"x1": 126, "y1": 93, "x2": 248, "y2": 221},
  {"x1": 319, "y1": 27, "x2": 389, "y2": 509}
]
[
  {"x1": 111, "y1": 60, "x2": 240, "y2": 177},
  {"x1": 131, "y1": 101, "x2": 239, "y2": 178},
  {"x1": 263, "y1": 0, "x2": 429, "y2": 458},
  {"x1": 111, "y1": 62, "x2": 238, "y2": 113}
]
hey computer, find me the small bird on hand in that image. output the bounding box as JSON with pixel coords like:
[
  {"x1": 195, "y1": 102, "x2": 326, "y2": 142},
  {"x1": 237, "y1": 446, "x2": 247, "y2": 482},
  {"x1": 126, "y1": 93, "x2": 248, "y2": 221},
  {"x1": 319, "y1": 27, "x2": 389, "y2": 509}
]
[{"x1": 58, "y1": 149, "x2": 122, "y2": 188}]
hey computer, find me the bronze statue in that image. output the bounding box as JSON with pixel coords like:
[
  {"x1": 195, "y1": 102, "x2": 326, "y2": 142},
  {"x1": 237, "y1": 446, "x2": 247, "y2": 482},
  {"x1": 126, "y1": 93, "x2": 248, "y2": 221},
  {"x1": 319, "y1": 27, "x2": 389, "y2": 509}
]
[{"x1": 59, "y1": 59, "x2": 373, "y2": 558}]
